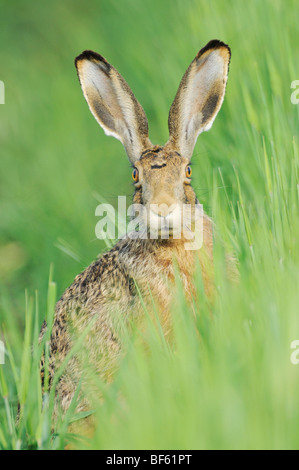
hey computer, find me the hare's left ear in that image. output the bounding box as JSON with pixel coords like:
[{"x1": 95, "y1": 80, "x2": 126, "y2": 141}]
[
  {"x1": 166, "y1": 40, "x2": 231, "y2": 160},
  {"x1": 75, "y1": 51, "x2": 152, "y2": 164}
]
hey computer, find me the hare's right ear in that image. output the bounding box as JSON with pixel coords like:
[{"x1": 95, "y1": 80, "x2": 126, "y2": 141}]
[
  {"x1": 166, "y1": 40, "x2": 231, "y2": 161},
  {"x1": 75, "y1": 51, "x2": 152, "y2": 164}
]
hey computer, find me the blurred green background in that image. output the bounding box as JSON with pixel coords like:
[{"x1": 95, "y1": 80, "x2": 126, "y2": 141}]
[{"x1": 1, "y1": 0, "x2": 299, "y2": 449}]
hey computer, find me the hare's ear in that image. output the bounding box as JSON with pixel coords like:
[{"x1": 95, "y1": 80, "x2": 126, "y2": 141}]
[
  {"x1": 167, "y1": 40, "x2": 231, "y2": 160},
  {"x1": 75, "y1": 51, "x2": 152, "y2": 164}
]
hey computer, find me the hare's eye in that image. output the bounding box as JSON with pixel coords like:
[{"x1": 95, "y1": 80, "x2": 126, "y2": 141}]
[
  {"x1": 132, "y1": 168, "x2": 139, "y2": 182},
  {"x1": 185, "y1": 165, "x2": 192, "y2": 178}
]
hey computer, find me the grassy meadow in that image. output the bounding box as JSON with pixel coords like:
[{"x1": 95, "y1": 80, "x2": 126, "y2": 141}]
[{"x1": 1, "y1": 0, "x2": 299, "y2": 450}]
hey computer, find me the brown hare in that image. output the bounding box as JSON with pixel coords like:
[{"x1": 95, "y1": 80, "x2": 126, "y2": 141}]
[{"x1": 40, "y1": 39, "x2": 231, "y2": 419}]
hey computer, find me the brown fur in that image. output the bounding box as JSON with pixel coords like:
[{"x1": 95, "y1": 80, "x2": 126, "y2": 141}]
[{"x1": 40, "y1": 40, "x2": 231, "y2": 425}]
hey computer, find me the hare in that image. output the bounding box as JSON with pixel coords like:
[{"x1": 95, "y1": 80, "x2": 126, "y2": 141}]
[{"x1": 40, "y1": 39, "x2": 231, "y2": 419}]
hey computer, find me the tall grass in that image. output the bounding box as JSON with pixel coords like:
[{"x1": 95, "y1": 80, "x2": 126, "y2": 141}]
[{"x1": 0, "y1": 0, "x2": 299, "y2": 449}]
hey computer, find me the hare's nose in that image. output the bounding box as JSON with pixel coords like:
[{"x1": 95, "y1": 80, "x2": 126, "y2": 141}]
[{"x1": 150, "y1": 203, "x2": 177, "y2": 218}]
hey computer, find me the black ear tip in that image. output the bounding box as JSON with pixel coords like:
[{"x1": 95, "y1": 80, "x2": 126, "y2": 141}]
[
  {"x1": 198, "y1": 39, "x2": 231, "y2": 59},
  {"x1": 74, "y1": 50, "x2": 110, "y2": 69}
]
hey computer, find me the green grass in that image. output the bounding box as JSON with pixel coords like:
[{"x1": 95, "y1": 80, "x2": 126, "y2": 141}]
[{"x1": 1, "y1": 0, "x2": 299, "y2": 450}]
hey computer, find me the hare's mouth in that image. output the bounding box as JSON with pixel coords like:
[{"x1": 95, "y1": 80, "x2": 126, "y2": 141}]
[
  {"x1": 150, "y1": 222, "x2": 177, "y2": 239},
  {"x1": 126, "y1": 202, "x2": 204, "y2": 242},
  {"x1": 147, "y1": 206, "x2": 184, "y2": 240},
  {"x1": 128, "y1": 202, "x2": 182, "y2": 232}
]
